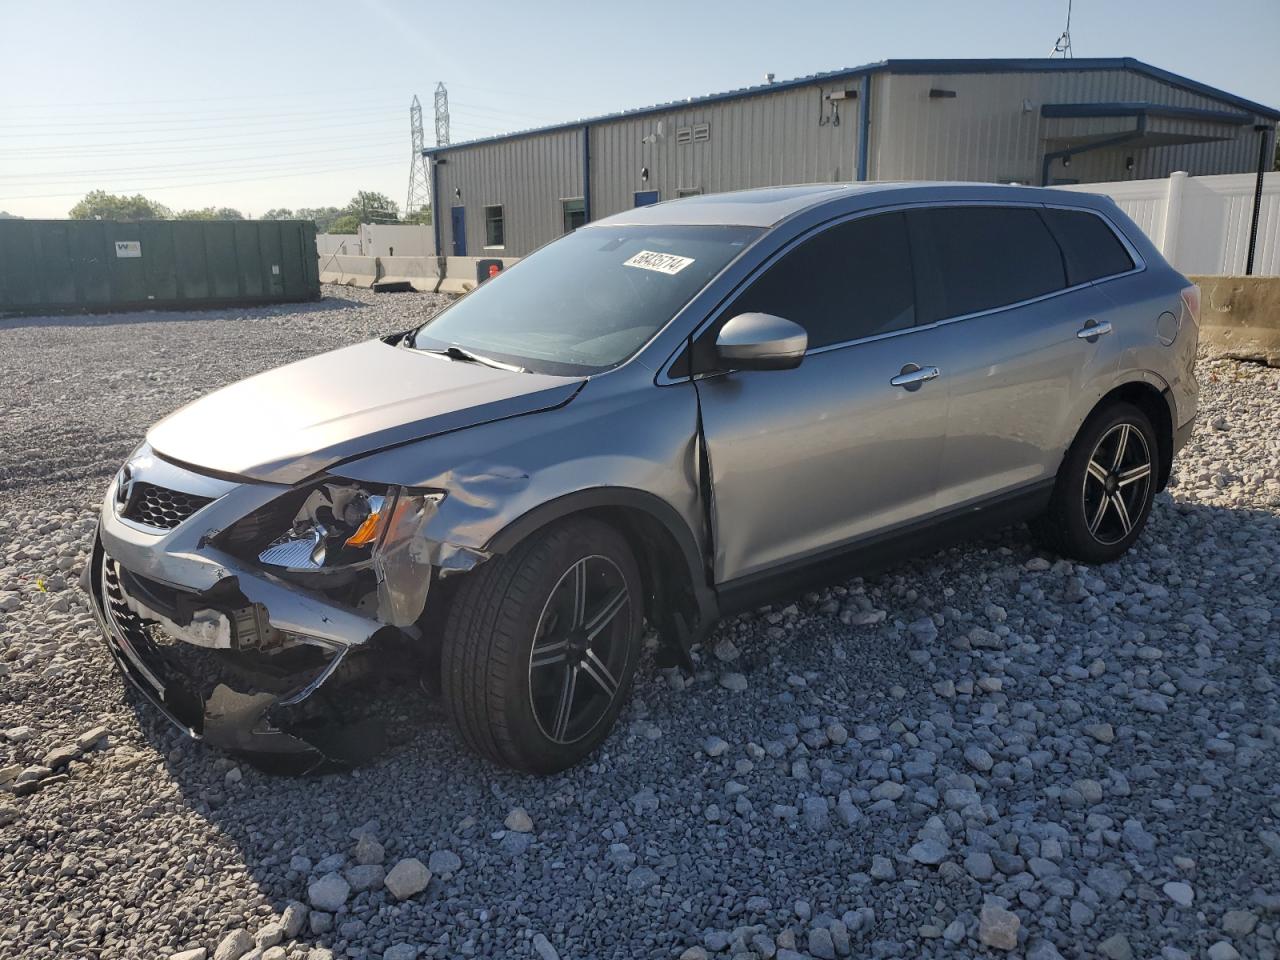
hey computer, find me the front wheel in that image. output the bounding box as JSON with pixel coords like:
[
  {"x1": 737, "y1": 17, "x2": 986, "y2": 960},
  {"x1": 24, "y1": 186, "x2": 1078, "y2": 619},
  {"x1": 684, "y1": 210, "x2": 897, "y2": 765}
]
[
  {"x1": 440, "y1": 517, "x2": 643, "y2": 773},
  {"x1": 1031, "y1": 402, "x2": 1158, "y2": 564}
]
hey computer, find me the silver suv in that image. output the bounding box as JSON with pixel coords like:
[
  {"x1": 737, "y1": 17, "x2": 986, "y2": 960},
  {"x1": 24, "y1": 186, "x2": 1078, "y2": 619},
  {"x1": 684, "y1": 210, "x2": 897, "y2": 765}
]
[{"x1": 84, "y1": 183, "x2": 1200, "y2": 773}]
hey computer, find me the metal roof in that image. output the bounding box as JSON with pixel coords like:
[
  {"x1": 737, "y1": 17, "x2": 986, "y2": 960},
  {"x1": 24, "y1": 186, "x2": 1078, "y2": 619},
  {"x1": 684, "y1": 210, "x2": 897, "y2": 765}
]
[
  {"x1": 585, "y1": 181, "x2": 1118, "y2": 229},
  {"x1": 423, "y1": 57, "x2": 1280, "y2": 157}
]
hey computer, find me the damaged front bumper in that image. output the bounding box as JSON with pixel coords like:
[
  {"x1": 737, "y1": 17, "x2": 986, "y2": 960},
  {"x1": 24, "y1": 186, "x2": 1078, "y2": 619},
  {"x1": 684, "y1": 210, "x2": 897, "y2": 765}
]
[
  {"x1": 83, "y1": 535, "x2": 396, "y2": 771},
  {"x1": 80, "y1": 451, "x2": 454, "y2": 772}
]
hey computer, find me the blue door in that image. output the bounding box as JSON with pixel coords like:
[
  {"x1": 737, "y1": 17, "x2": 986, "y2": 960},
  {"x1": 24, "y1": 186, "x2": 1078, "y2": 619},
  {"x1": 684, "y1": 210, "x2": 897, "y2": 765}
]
[
  {"x1": 450, "y1": 206, "x2": 467, "y2": 256},
  {"x1": 634, "y1": 190, "x2": 660, "y2": 207}
]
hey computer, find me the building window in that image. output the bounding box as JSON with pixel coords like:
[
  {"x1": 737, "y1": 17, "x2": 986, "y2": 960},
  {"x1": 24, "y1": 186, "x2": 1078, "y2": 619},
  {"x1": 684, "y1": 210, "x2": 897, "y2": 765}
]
[
  {"x1": 562, "y1": 198, "x2": 586, "y2": 233},
  {"x1": 676, "y1": 187, "x2": 702, "y2": 198},
  {"x1": 484, "y1": 205, "x2": 504, "y2": 247}
]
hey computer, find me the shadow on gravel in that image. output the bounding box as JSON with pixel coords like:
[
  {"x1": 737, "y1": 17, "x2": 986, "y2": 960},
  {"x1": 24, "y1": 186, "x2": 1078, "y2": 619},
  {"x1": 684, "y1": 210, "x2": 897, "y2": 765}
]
[
  {"x1": 96, "y1": 494, "x2": 1279, "y2": 955},
  {"x1": 0, "y1": 294, "x2": 367, "y2": 329}
]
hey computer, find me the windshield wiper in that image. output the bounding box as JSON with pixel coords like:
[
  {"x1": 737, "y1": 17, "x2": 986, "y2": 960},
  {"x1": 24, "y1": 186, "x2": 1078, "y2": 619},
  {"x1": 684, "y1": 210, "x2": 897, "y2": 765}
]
[{"x1": 422, "y1": 344, "x2": 527, "y2": 373}]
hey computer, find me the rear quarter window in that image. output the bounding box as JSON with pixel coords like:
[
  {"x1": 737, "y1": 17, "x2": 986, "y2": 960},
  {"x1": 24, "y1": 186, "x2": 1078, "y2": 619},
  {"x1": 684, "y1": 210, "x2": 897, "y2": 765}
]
[
  {"x1": 1041, "y1": 208, "x2": 1136, "y2": 284},
  {"x1": 909, "y1": 206, "x2": 1066, "y2": 322}
]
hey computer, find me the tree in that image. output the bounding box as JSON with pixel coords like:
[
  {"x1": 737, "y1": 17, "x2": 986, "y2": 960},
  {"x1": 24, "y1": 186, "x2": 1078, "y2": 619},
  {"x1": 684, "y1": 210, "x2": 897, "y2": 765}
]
[
  {"x1": 175, "y1": 206, "x2": 245, "y2": 220},
  {"x1": 403, "y1": 206, "x2": 433, "y2": 225},
  {"x1": 329, "y1": 214, "x2": 361, "y2": 234},
  {"x1": 293, "y1": 206, "x2": 344, "y2": 232},
  {"x1": 347, "y1": 191, "x2": 399, "y2": 224},
  {"x1": 260, "y1": 208, "x2": 295, "y2": 220},
  {"x1": 69, "y1": 190, "x2": 173, "y2": 220},
  {"x1": 0, "y1": 210, "x2": 19, "y2": 220}
]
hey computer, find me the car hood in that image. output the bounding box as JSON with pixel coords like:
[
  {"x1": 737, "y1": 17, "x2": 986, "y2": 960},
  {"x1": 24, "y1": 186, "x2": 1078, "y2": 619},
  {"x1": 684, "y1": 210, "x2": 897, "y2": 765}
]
[{"x1": 146, "y1": 339, "x2": 584, "y2": 484}]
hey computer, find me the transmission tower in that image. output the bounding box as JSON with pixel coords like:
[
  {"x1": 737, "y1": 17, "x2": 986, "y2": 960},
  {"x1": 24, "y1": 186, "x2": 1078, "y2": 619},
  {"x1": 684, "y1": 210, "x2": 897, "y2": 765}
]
[
  {"x1": 1049, "y1": 0, "x2": 1073, "y2": 58},
  {"x1": 406, "y1": 95, "x2": 430, "y2": 216},
  {"x1": 434, "y1": 82, "x2": 451, "y2": 146}
]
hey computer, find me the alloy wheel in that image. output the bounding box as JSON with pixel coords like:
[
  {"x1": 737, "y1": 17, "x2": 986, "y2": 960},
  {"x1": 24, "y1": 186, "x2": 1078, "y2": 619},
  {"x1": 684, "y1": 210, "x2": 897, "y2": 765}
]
[
  {"x1": 1082, "y1": 422, "x2": 1152, "y2": 545},
  {"x1": 527, "y1": 555, "x2": 632, "y2": 744}
]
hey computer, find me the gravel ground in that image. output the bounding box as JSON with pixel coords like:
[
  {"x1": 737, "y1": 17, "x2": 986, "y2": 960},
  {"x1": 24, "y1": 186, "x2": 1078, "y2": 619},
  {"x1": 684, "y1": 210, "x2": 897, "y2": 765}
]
[{"x1": 1, "y1": 287, "x2": 1278, "y2": 960}]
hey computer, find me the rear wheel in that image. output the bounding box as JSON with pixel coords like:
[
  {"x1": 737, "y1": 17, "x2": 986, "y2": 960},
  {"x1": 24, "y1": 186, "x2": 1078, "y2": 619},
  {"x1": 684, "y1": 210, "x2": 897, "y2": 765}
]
[
  {"x1": 440, "y1": 517, "x2": 642, "y2": 773},
  {"x1": 1031, "y1": 402, "x2": 1158, "y2": 564}
]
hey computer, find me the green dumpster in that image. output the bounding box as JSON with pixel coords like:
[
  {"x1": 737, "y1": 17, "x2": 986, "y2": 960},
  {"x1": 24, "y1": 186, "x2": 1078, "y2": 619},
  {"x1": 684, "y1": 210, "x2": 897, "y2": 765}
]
[{"x1": 0, "y1": 218, "x2": 320, "y2": 315}]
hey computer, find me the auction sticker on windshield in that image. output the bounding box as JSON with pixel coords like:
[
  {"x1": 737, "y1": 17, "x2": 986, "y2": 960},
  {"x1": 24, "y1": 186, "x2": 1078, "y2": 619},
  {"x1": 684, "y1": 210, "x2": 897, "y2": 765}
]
[{"x1": 623, "y1": 250, "x2": 695, "y2": 275}]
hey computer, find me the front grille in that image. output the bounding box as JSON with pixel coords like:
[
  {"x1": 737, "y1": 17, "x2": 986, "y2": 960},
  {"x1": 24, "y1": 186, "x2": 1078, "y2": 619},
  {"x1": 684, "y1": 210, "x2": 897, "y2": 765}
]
[{"x1": 122, "y1": 482, "x2": 214, "y2": 530}]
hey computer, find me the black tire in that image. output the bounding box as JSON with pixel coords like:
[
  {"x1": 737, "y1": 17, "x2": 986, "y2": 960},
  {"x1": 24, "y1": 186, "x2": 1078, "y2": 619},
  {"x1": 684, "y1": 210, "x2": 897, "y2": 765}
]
[
  {"x1": 440, "y1": 517, "x2": 643, "y2": 773},
  {"x1": 1031, "y1": 402, "x2": 1159, "y2": 564}
]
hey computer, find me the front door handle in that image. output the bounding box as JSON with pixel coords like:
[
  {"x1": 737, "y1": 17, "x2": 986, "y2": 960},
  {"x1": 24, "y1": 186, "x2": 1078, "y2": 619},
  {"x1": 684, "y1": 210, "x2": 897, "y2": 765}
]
[
  {"x1": 890, "y1": 364, "x2": 941, "y2": 390},
  {"x1": 1076, "y1": 319, "x2": 1113, "y2": 340}
]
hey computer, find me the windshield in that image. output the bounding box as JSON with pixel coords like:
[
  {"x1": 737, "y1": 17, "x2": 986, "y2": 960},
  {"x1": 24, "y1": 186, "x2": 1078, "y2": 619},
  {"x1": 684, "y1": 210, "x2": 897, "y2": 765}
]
[{"x1": 412, "y1": 223, "x2": 762, "y2": 375}]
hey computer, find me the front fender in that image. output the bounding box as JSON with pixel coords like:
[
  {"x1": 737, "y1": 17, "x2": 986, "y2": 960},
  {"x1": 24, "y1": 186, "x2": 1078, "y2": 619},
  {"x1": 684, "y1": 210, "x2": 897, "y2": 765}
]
[{"x1": 329, "y1": 377, "x2": 706, "y2": 578}]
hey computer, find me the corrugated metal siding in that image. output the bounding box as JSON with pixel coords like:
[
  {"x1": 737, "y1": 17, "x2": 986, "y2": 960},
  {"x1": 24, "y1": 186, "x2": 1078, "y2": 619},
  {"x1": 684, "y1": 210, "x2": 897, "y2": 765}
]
[
  {"x1": 873, "y1": 69, "x2": 1272, "y2": 185},
  {"x1": 434, "y1": 128, "x2": 582, "y2": 257},
  {"x1": 589, "y1": 82, "x2": 860, "y2": 220},
  {"x1": 430, "y1": 65, "x2": 1272, "y2": 256}
]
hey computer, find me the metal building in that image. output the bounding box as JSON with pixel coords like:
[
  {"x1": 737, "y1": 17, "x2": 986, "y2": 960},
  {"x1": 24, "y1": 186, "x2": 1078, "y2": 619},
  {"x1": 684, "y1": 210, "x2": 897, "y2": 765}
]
[{"x1": 425, "y1": 58, "x2": 1279, "y2": 258}]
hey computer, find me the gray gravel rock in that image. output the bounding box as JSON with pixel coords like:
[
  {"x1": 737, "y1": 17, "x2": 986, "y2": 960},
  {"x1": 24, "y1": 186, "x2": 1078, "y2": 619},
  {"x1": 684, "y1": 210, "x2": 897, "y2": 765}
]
[
  {"x1": 383, "y1": 858, "x2": 430, "y2": 900},
  {"x1": 212, "y1": 929, "x2": 255, "y2": 960},
  {"x1": 979, "y1": 904, "x2": 1020, "y2": 950},
  {"x1": 1, "y1": 307, "x2": 1278, "y2": 959},
  {"x1": 504, "y1": 807, "x2": 533, "y2": 832},
  {"x1": 307, "y1": 872, "x2": 349, "y2": 912},
  {"x1": 427, "y1": 849, "x2": 461, "y2": 874},
  {"x1": 531, "y1": 932, "x2": 561, "y2": 960}
]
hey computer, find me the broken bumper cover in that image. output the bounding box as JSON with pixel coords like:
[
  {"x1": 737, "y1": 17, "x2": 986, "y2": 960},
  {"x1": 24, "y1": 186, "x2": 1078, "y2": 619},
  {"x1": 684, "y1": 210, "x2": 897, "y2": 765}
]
[{"x1": 83, "y1": 534, "x2": 395, "y2": 771}]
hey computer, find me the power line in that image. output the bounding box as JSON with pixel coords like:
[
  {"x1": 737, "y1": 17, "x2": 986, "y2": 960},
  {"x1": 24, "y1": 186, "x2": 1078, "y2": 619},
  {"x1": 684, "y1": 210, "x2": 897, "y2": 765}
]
[
  {"x1": 4, "y1": 115, "x2": 406, "y2": 143},
  {"x1": 0, "y1": 149, "x2": 405, "y2": 185},
  {"x1": 0, "y1": 158, "x2": 406, "y2": 202},
  {"x1": 1, "y1": 134, "x2": 406, "y2": 161},
  {"x1": 0, "y1": 84, "x2": 397, "y2": 110},
  {"x1": 2, "y1": 103, "x2": 402, "y2": 131},
  {"x1": 0, "y1": 141, "x2": 404, "y2": 178}
]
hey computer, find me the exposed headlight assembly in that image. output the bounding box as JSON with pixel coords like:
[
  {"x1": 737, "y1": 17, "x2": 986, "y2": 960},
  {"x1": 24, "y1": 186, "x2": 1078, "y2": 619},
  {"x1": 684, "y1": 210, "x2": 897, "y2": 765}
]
[
  {"x1": 254, "y1": 482, "x2": 444, "y2": 627},
  {"x1": 258, "y1": 484, "x2": 387, "y2": 571}
]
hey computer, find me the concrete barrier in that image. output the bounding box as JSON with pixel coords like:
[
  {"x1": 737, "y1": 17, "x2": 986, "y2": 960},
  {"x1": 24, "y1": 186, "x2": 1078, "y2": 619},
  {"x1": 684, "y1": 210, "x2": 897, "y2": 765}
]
[
  {"x1": 438, "y1": 256, "x2": 522, "y2": 295},
  {"x1": 315, "y1": 254, "x2": 522, "y2": 295},
  {"x1": 318, "y1": 254, "x2": 380, "y2": 288},
  {"x1": 377, "y1": 256, "x2": 439, "y2": 292},
  {"x1": 1191, "y1": 275, "x2": 1280, "y2": 367}
]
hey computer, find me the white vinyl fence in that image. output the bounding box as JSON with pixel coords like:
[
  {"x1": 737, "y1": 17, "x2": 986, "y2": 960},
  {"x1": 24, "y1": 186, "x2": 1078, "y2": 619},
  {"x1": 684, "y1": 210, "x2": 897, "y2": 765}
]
[
  {"x1": 316, "y1": 233, "x2": 362, "y2": 256},
  {"x1": 1058, "y1": 171, "x2": 1279, "y2": 277}
]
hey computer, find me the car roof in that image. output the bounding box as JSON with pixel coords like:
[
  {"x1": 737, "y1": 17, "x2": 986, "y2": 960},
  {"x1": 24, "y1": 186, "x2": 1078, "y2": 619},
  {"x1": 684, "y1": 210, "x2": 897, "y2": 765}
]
[{"x1": 590, "y1": 181, "x2": 1114, "y2": 229}]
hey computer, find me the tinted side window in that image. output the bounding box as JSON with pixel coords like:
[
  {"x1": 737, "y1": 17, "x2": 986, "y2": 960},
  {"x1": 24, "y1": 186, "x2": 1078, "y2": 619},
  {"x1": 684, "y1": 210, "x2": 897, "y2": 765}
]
[
  {"x1": 909, "y1": 206, "x2": 1066, "y2": 322},
  {"x1": 729, "y1": 212, "x2": 915, "y2": 350},
  {"x1": 1042, "y1": 208, "x2": 1135, "y2": 284}
]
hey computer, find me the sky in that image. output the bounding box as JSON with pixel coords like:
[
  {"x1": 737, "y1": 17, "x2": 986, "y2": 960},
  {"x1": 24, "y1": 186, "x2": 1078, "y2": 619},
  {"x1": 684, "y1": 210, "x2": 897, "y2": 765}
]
[{"x1": 2, "y1": 0, "x2": 1277, "y2": 220}]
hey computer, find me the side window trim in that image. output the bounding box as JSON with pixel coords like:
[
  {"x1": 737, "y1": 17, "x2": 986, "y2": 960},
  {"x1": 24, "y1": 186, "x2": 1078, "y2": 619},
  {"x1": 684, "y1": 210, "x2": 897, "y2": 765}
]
[
  {"x1": 684, "y1": 210, "x2": 921, "y2": 374},
  {"x1": 657, "y1": 199, "x2": 1147, "y2": 385},
  {"x1": 1038, "y1": 202, "x2": 1146, "y2": 287}
]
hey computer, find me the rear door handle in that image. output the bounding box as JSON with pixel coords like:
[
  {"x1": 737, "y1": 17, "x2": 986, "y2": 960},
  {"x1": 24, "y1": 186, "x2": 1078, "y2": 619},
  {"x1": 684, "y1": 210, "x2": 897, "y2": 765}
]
[
  {"x1": 1076, "y1": 320, "x2": 1113, "y2": 339},
  {"x1": 890, "y1": 364, "x2": 940, "y2": 390}
]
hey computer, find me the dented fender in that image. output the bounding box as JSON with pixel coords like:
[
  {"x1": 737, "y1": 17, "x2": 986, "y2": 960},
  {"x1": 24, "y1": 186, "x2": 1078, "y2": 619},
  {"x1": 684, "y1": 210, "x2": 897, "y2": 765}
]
[{"x1": 330, "y1": 375, "x2": 707, "y2": 565}]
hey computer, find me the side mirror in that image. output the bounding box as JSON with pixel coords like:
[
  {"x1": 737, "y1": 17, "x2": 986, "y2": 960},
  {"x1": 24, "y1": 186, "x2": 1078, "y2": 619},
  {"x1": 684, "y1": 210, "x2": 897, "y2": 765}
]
[{"x1": 715, "y1": 313, "x2": 808, "y2": 371}]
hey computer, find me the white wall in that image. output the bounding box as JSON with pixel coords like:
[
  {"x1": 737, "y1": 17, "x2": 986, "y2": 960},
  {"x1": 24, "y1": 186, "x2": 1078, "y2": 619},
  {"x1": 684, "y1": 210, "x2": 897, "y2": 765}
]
[
  {"x1": 359, "y1": 223, "x2": 434, "y2": 258},
  {"x1": 1058, "y1": 171, "x2": 1279, "y2": 276},
  {"x1": 316, "y1": 233, "x2": 362, "y2": 256}
]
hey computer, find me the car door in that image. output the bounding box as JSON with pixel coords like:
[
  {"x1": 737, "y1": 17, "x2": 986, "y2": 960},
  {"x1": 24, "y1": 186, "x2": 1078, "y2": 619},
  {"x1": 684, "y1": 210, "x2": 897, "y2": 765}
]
[
  {"x1": 692, "y1": 211, "x2": 951, "y2": 584},
  {"x1": 908, "y1": 204, "x2": 1126, "y2": 512}
]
